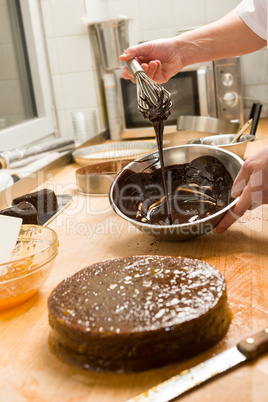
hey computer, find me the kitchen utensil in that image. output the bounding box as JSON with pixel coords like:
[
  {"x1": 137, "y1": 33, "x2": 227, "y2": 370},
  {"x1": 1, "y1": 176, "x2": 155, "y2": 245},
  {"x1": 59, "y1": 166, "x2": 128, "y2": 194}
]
[
  {"x1": 0, "y1": 215, "x2": 22, "y2": 265},
  {"x1": 109, "y1": 144, "x2": 243, "y2": 241},
  {"x1": 72, "y1": 141, "x2": 156, "y2": 166},
  {"x1": 188, "y1": 134, "x2": 254, "y2": 159},
  {"x1": 230, "y1": 119, "x2": 252, "y2": 144},
  {"x1": 88, "y1": 18, "x2": 129, "y2": 71},
  {"x1": 177, "y1": 115, "x2": 240, "y2": 134},
  {"x1": 0, "y1": 138, "x2": 75, "y2": 169},
  {"x1": 127, "y1": 327, "x2": 268, "y2": 402},
  {"x1": 103, "y1": 73, "x2": 121, "y2": 141},
  {"x1": 249, "y1": 103, "x2": 262, "y2": 136},
  {"x1": 0, "y1": 225, "x2": 58, "y2": 310},
  {"x1": 125, "y1": 59, "x2": 172, "y2": 119},
  {"x1": 75, "y1": 159, "x2": 132, "y2": 195}
]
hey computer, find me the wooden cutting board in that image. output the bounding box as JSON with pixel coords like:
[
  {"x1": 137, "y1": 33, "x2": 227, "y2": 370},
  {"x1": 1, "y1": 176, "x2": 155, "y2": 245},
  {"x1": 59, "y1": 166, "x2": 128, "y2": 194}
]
[{"x1": 0, "y1": 124, "x2": 268, "y2": 401}]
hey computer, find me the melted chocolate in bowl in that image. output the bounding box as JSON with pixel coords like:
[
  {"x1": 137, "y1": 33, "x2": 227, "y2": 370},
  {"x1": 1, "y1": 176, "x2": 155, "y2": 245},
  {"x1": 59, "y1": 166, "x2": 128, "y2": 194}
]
[{"x1": 113, "y1": 155, "x2": 234, "y2": 226}]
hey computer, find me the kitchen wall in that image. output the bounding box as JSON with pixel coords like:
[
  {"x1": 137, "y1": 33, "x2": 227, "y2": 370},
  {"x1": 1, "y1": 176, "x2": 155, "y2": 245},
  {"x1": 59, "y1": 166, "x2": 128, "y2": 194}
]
[{"x1": 40, "y1": 0, "x2": 268, "y2": 139}]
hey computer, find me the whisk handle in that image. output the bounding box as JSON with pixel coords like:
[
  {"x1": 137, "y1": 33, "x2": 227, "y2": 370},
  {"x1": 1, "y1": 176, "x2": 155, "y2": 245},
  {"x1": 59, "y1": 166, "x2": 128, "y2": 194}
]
[{"x1": 125, "y1": 58, "x2": 144, "y2": 78}]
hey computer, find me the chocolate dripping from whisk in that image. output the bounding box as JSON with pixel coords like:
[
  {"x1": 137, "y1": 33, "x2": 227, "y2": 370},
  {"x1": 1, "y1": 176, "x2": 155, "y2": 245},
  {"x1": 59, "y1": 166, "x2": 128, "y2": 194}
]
[
  {"x1": 124, "y1": 59, "x2": 173, "y2": 224},
  {"x1": 139, "y1": 89, "x2": 173, "y2": 224}
]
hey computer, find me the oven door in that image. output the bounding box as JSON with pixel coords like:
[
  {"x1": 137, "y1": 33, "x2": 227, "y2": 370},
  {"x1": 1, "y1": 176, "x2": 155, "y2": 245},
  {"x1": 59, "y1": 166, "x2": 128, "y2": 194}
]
[{"x1": 115, "y1": 62, "x2": 217, "y2": 139}]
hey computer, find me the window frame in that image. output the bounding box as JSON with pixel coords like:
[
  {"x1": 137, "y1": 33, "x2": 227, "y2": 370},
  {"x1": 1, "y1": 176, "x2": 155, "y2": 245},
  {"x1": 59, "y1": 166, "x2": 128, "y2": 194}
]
[{"x1": 0, "y1": 0, "x2": 56, "y2": 150}]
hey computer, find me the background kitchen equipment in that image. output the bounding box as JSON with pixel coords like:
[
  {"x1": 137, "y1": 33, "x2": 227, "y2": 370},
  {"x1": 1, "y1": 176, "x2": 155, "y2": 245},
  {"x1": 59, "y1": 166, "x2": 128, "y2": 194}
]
[
  {"x1": 71, "y1": 110, "x2": 98, "y2": 144},
  {"x1": 75, "y1": 159, "x2": 132, "y2": 195},
  {"x1": 187, "y1": 103, "x2": 262, "y2": 158},
  {"x1": 230, "y1": 118, "x2": 252, "y2": 144},
  {"x1": 249, "y1": 102, "x2": 262, "y2": 136},
  {"x1": 72, "y1": 141, "x2": 156, "y2": 166},
  {"x1": 176, "y1": 115, "x2": 240, "y2": 134},
  {"x1": 162, "y1": 116, "x2": 240, "y2": 148},
  {"x1": 88, "y1": 18, "x2": 129, "y2": 71},
  {"x1": 88, "y1": 18, "x2": 130, "y2": 141},
  {"x1": 88, "y1": 17, "x2": 243, "y2": 141},
  {"x1": 188, "y1": 134, "x2": 254, "y2": 159},
  {"x1": 114, "y1": 57, "x2": 244, "y2": 139},
  {"x1": 0, "y1": 138, "x2": 75, "y2": 170}
]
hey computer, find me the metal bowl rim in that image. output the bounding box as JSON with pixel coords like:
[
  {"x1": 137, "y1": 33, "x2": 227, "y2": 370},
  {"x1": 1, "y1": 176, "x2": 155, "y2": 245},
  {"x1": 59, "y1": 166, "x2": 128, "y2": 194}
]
[{"x1": 188, "y1": 134, "x2": 255, "y2": 146}]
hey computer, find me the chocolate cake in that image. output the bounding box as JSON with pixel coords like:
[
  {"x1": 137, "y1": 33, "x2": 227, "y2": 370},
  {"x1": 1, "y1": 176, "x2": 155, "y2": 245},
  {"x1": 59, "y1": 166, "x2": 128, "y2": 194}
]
[
  {"x1": 48, "y1": 255, "x2": 230, "y2": 372},
  {"x1": 0, "y1": 201, "x2": 38, "y2": 224},
  {"x1": 12, "y1": 189, "x2": 58, "y2": 215}
]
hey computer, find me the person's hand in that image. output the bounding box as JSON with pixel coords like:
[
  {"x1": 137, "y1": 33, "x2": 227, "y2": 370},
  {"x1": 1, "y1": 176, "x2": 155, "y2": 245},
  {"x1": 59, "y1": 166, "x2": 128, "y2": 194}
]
[
  {"x1": 217, "y1": 146, "x2": 268, "y2": 233},
  {"x1": 119, "y1": 37, "x2": 184, "y2": 84}
]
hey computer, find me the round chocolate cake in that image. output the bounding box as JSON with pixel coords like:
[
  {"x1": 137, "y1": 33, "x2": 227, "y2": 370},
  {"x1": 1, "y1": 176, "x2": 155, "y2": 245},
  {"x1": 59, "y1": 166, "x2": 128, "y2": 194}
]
[{"x1": 48, "y1": 256, "x2": 230, "y2": 372}]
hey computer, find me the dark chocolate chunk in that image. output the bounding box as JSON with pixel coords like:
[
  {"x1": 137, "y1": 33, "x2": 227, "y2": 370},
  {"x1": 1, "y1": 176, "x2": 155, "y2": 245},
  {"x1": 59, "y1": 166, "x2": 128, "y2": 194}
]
[{"x1": 13, "y1": 189, "x2": 58, "y2": 214}]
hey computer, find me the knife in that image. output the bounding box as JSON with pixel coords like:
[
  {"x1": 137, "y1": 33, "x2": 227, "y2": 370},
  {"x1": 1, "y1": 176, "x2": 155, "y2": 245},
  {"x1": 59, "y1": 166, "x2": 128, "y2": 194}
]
[{"x1": 127, "y1": 327, "x2": 268, "y2": 402}]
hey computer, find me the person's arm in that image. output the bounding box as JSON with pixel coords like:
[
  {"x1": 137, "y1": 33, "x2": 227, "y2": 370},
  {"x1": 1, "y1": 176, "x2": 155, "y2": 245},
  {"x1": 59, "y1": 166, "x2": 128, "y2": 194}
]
[{"x1": 120, "y1": 9, "x2": 266, "y2": 83}]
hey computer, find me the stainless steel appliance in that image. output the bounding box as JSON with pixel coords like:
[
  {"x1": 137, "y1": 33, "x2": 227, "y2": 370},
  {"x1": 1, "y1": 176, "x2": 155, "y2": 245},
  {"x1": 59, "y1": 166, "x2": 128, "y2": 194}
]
[
  {"x1": 113, "y1": 57, "x2": 244, "y2": 139},
  {"x1": 88, "y1": 18, "x2": 130, "y2": 141}
]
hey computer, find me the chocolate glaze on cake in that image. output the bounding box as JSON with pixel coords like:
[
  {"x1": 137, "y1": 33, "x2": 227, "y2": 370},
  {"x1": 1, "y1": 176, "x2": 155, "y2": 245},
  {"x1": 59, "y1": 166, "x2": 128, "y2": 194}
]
[
  {"x1": 12, "y1": 189, "x2": 58, "y2": 215},
  {"x1": 0, "y1": 201, "x2": 38, "y2": 224},
  {"x1": 113, "y1": 155, "x2": 233, "y2": 225},
  {"x1": 48, "y1": 255, "x2": 230, "y2": 372}
]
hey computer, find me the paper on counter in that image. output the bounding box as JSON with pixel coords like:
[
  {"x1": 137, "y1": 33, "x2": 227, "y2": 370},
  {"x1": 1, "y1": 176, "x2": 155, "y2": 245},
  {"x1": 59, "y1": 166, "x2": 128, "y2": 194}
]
[{"x1": 0, "y1": 215, "x2": 22, "y2": 265}]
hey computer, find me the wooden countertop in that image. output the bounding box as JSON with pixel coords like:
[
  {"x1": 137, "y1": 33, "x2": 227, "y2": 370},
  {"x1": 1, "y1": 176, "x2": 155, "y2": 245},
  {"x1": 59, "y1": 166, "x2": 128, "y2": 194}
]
[{"x1": 1, "y1": 121, "x2": 268, "y2": 401}]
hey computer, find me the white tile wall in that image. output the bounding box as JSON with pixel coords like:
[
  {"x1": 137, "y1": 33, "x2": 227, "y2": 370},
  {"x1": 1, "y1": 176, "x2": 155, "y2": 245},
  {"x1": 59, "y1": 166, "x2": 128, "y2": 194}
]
[
  {"x1": 49, "y1": 0, "x2": 88, "y2": 36},
  {"x1": 55, "y1": 35, "x2": 94, "y2": 74},
  {"x1": 241, "y1": 49, "x2": 268, "y2": 117},
  {"x1": 173, "y1": 0, "x2": 207, "y2": 31},
  {"x1": 41, "y1": 0, "x2": 103, "y2": 139},
  {"x1": 139, "y1": 0, "x2": 174, "y2": 31},
  {"x1": 205, "y1": 0, "x2": 241, "y2": 23},
  {"x1": 85, "y1": 0, "x2": 108, "y2": 23},
  {"x1": 39, "y1": 0, "x2": 268, "y2": 139}
]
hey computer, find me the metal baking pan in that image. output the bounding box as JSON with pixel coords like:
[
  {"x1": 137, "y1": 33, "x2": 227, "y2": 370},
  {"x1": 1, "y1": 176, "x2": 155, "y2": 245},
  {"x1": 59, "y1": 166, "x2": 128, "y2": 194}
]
[
  {"x1": 72, "y1": 141, "x2": 157, "y2": 166},
  {"x1": 75, "y1": 159, "x2": 132, "y2": 195}
]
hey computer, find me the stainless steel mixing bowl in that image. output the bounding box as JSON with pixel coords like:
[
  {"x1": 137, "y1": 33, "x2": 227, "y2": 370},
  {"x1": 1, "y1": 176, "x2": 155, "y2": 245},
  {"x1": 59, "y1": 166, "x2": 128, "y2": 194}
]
[
  {"x1": 109, "y1": 144, "x2": 243, "y2": 241},
  {"x1": 188, "y1": 134, "x2": 255, "y2": 159}
]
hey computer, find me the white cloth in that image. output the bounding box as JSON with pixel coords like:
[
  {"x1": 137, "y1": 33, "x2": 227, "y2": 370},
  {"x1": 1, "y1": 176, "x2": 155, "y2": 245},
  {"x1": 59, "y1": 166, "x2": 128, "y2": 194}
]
[{"x1": 237, "y1": 0, "x2": 267, "y2": 40}]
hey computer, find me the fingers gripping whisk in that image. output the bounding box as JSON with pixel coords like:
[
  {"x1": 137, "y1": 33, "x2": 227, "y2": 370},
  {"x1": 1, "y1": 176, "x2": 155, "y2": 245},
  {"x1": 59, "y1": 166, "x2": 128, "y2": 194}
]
[{"x1": 125, "y1": 59, "x2": 172, "y2": 121}]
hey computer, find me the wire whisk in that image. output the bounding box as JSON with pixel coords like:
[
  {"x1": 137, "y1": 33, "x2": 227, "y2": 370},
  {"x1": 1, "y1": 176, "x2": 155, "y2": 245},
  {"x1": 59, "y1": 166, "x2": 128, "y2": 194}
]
[{"x1": 125, "y1": 59, "x2": 172, "y2": 121}]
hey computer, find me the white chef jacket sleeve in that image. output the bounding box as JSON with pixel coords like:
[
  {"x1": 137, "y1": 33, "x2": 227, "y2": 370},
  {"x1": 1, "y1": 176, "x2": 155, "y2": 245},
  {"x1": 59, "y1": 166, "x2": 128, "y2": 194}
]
[{"x1": 237, "y1": 0, "x2": 267, "y2": 40}]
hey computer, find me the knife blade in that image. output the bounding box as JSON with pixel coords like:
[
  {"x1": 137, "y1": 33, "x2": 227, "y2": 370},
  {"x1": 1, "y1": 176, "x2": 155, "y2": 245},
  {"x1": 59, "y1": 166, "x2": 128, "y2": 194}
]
[{"x1": 127, "y1": 327, "x2": 268, "y2": 402}]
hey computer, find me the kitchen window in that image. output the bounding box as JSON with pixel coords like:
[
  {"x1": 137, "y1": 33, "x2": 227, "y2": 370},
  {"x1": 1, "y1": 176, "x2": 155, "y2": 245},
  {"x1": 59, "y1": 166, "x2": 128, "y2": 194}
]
[{"x1": 0, "y1": 0, "x2": 56, "y2": 151}]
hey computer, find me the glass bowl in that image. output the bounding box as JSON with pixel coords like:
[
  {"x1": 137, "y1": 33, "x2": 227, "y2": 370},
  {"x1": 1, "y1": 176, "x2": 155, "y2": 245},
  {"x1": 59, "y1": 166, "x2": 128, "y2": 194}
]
[{"x1": 0, "y1": 225, "x2": 59, "y2": 310}]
